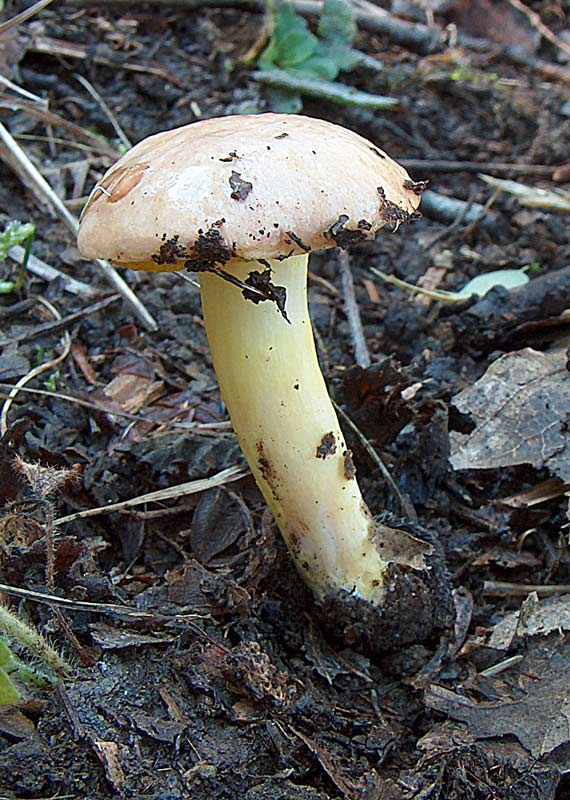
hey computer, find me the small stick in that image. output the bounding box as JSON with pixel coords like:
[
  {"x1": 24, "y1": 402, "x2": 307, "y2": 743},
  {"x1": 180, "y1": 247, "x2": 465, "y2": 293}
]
[
  {"x1": 333, "y1": 399, "x2": 407, "y2": 516},
  {"x1": 53, "y1": 464, "x2": 249, "y2": 525},
  {"x1": 506, "y1": 0, "x2": 570, "y2": 59},
  {"x1": 0, "y1": 122, "x2": 157, "y2": 332},
  {"x1": 0, "y1": 582, "x2": 202, "y2": 622},
  {"x1": 8, "y1": 244, "x2": 95, "y2": 296},
  {"x1": 0, "y1": 75, "x2": 47, "y2": 106},
  {"x1": 483, "y1": 580, "x2": 570, "y2": 596},
  {"x1": 0, "y1": 0, "x2": 54, "y2": 33},
  {"x1": 65, "y1": 0, "x2": 444, "y2": 54},
  {"x1": 420, "y1": 189, "x2": 494, "y2": 229},
  {"x1": 74, "y1": 74, "x2": 132, "y2": 152},
  {"x1": 0, "y1": 294, "x2": 120, "y2": 347},
  {"x1": 424, "y1": 188, "x2": 476, "y2": 249},
  {"x1": 0, "y1": 582, "x2": 229, "y2": 651},
  {"x1": 449, "y1": 264, "x2": 570, "y2": 351},
  {"x1": 400, "y1": 159, "x2": 557, "y2": 177},
  {"x1": 338, "y1": 251, "x2": 371, "y2": 368},
  {"x1": 479, "y1": 655, "x2": 524, "y2": 677},
  {"x1": 0, "y1": 98, "x2": 119, "y2": 158}
]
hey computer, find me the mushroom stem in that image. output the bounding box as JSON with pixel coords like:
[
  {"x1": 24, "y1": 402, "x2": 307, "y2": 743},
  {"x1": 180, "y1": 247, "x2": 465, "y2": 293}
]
[{"x1": 199, "y1": 255, "x2": 387, "y2": 603}]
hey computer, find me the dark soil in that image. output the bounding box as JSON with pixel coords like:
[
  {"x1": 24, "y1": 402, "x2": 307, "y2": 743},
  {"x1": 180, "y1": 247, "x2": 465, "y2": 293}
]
[{"x1": 1, "y1": 1, "x2": 570, "y2": 798}]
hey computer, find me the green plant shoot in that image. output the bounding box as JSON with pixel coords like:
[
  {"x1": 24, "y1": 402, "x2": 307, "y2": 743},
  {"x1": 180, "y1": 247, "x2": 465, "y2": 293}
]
[{"x1": 0, "y1": 219, "x2": 36, "y2": 294}]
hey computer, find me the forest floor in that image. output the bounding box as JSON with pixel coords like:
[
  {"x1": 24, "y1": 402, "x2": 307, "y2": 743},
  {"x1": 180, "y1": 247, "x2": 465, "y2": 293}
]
[{"x1": 1, "y1": 0, "x2": 570, "y2": 797}]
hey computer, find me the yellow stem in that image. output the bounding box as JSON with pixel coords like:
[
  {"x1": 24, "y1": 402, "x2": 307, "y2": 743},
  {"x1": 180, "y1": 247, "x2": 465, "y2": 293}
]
[{"x1": 200, "y1": 255, "x2": 387, "y2": 602}]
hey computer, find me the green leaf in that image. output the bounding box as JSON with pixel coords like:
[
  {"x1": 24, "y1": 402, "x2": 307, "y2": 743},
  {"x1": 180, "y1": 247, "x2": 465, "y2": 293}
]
[
  {"x1": 0, "y1": 668, "x2": 20, "y2": 705},
  {"x1": 370, "y1": 267, "x2": 530, "y2": 304},
  {"x1": 0, "y1": 281, "x2": 16, "y2": 295},
  {"x1": 0, "y1": 221, "x2": 35, "y2": 261},
  {"x1": 292, "y1": 54, "x2": 340, "y2": 81},
  {"x1": 253, "y1": 69, "x2": 399, "y2": 110},
  {"x1": 265, "y1": 87, "x2": 304, "y2": 113},
  {"x1": 318, "y1": 0, "x2": 357, "y2": 45},
  {"x1": 314, "y1": 41, "x2": 361, "y2": 72},
  {"x1": 259, "y1": 4, "x2": 317, "y2": 69},
  {"x1": 256, "y1": 0, "x2": 388, "y2": 108},
  {"x1": 454, "y1": 269, "x2": 529, "y2": 299},
  {"x1": 276, "y1": 28, "x2": 318, "y2": 67},
  {"x1": 43, "y1": 370, "x2": 60, "y2": 392}
]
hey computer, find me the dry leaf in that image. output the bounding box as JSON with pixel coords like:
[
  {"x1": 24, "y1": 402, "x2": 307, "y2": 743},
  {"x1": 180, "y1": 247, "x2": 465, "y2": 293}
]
[
  {"x1": 450, "y1": 348, "x2": 570, "y2": 481},
  {"x1": 488, "y1": 593, "x2": 570, "y2": 650},
  {"x1": 426, "y1": 648, "x2": 570, "y2": 757}
]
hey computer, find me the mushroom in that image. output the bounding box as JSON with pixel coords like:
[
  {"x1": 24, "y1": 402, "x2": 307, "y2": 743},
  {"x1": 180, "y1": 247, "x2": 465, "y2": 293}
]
[{"x1": 78, "y1": 114, "x2": 450, "y2": 650}]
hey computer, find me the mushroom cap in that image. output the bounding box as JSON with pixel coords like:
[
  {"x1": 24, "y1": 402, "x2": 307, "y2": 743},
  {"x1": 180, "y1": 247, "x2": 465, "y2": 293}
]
[{"x1": 78, "y1": 113, "x2": 423, "y2": 268}]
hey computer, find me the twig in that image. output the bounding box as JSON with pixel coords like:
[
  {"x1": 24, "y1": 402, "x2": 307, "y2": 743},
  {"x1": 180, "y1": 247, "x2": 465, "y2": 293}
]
[
  {"x1": 423, "y1": 187, "x2": 478, "y2": 249},
  {"x1": 0, "y1": 582, "x2": 211, "y2": 632},
  {"x1": 400, "y1": 159, "x2": 557, "y2": 177},
  {"x1": 420, "y1": 189, "x2": 494, "y2": 229},
  {"x1": 479, "y1": 655, "x2": 524, "y2": 677},
  {"x1": 370, "y1": 266, "x2": 458, "y2": 304},
  {"x1": 8, "y1": 244, "x2": 95, "y2": 296},
  {"x1": 74, "y1": 74, "x2": 132, "y2": 151},
  {"x1": 480, "y1": 173, "x2": 570, "y2": 213},
  {"x1": 54, "y1": 464, "x2": 249, "y2": 525},
  {"x1": 57, "y1": 680, "x2": 85, "y2": 740},
  {"x1": 0, "y1": 122, "x2": 158, "y2": 332},
  {"x1": 333, "y1": 400, "x2": 407, "y2": 515},
  {"x1": 338, "y1": 251, "x2": 370, "y2": 368},
  {"x1": 483, "y1": 580, "x2": 570, "y2": 597},
  {"x1": 0, "y1": 294, "x2": 120, "y2": 347},
  {"x1": 0, "y1": 299, "x2": 36, "y2": 320},
  {"x1": 30, "y1": 35, "x2": 188, "y2": 90},
  {"x1": 351, "y1": 0, "x2": 442, "y2": 52},
  {"x1": 449, "y1": 263, "x2": 570, "y2": 351},
  {"x1": 0, "y1": 0, "x2": 54, "y2": 33},
  {"x1": 0, "y1": 297, "x2": 71, "y2": 436},
  {"x1": 0, "y1": 583, "x2": 230, "y2": 652},
  {"x1": 0, "y1": 75, "x2": 48, "y2": 106},
  {"x1": 0, "y1": 98, "x2": 120, "y2": 159},
  {"x1": 506, "y1": 0, "x2": 570, "y2": 59}
]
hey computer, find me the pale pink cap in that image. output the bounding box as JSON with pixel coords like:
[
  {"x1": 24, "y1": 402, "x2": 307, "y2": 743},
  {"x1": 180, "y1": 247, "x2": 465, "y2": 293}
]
[{"x1": 78, "y1": 113, "x2": 423, "y2": 268}]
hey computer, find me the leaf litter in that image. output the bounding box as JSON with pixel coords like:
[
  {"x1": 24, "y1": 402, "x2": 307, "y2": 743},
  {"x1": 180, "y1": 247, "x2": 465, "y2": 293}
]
[
  {"x1": 1, "y1": 0, "x2": 570, "y2": 797},
  {"x1": 450, "y1": 347, "x2": 570, "y2": 482}
]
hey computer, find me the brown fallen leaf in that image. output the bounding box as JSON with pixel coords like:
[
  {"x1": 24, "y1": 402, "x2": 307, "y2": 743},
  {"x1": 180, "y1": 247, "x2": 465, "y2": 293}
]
[
  {"x1": 103, "y1": 373, "x2": 164, "y2": 414},
  {"x1": 425, "y1": 647, "x2": 570, "y2": 757},
  {"x1": 71, "y1": 341, "x2": 97, "y2": 385},
  {"x1": 90, "y1": 738, "x2": 127, "y2": 792},
  {"x1": 472, "y1": 546, "x2": 540, "y2": 569},
  {"x1": 0, "y1": 705, "x2": 37, "y2": 739},
  {"x1": 289, "y1": 725, "x2": 359, "y2": 798},
  {"x1": 89, "y1": 622, "x2": 175, "y2": 650},
  {"x1": 450, "y1": 347, "x2": 570, "y2": 481},
  {"x1": 488, "y1": 592, "x2": 570, "y2": 650}
]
